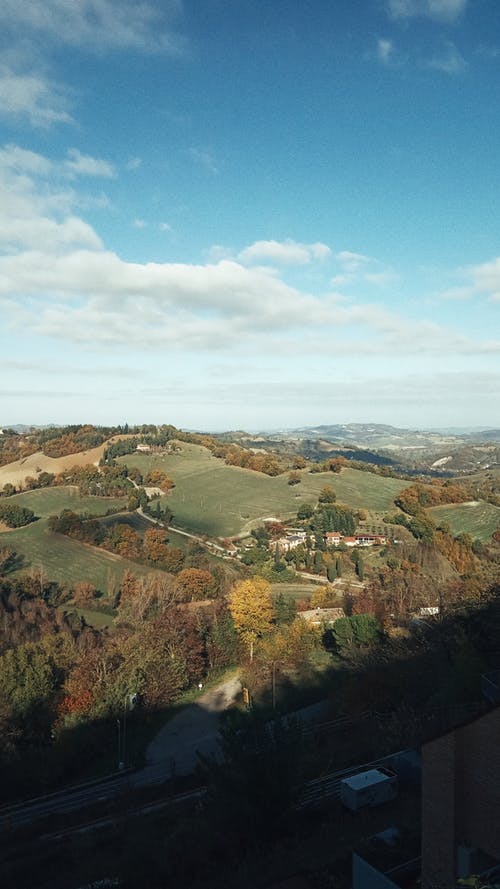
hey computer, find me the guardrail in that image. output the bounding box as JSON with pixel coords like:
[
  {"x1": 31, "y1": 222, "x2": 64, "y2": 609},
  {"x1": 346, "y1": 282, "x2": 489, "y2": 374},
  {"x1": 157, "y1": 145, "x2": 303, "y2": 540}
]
[{"x1": 0, "y1": 767, "x2": 133, "y2": 816}]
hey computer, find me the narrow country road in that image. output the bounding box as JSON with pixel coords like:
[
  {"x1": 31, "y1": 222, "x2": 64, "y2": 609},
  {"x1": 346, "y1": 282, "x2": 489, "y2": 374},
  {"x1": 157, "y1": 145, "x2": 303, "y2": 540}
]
[{"x1": 133, "y1": 674, "x2": 242, "y2": 786}]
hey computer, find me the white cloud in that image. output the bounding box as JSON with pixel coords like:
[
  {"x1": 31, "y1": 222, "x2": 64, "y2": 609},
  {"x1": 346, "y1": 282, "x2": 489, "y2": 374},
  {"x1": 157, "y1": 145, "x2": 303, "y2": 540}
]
[
  {"x1": 159, "y1": 222, "x2": 172, "y2": 232},
  {"x1": 387, "y1": 0, "x2": 467, "y2": 22},
  {"x1": 206, "y1": 244, "x2": 234, "y2": 262},
  {"x1": 64, "y1": 148, "x2": 116, "y2": 178},
  {"x1": 330, "y1": 274, "x2": 352, "y2": 287},
  {"x1": 334, "y1": 250, "x2": 399, "y2": 289},
  {"x1": 126, "y1": 157, "x2": 142, "y2": 170},
  {"x1": 336, "y1": 250, "x2": 371, "y2": 271},
  {"x1": 438, "y1": 255, "x2": 500, "y2": 303},
  {"x1": 188, "y1": 147, "x2": 218, "y2": 174},
  {"x1": 364, "y1": 270, "x2": 399, "y2": 287},
  {"x1": 377, "y1": 39, "x2": 394, "y2": 63},
  {"x1": 133, "y1": 219, "x2": 147, "y2": 229},
  {"x1": 0, "y1": 142, "x2": 104, "y2": 251},
  {"x1": 239, "y1": 239, "x2": 331, "y2": 266},
  {"x1": 0, "y1": 143, "x2": 54, "y2": 176},
  {"x1": 465, "y1": 256, "x2": 500, "y2": 302},
  {"x1": 0, "y1": 216, "x2": 102, "y2": 252},
  {"x1": 0, "y1": 0, "x2": 186, "y2": 54},
  {"x1": 0, "y1": 143, "x2": 496, "y2": 369},
  {"x1": 440, "y1": 285, "x2": 476, "y2": 300},
  {"x1": 1, "y1": 245, "x2": 496, "y2": 358},
  {"x1": 0, "y1": 65, "x2": 72, "y2": 127},
  {"x1": 426, "y1": 42, "x2": 467, "y2": 73}
]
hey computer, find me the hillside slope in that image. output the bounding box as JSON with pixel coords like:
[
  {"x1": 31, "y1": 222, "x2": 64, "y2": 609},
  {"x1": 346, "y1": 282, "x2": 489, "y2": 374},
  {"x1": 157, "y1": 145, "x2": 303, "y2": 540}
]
[{"x1": 0, "y1": 436, "x2": 130, "y2": 489}]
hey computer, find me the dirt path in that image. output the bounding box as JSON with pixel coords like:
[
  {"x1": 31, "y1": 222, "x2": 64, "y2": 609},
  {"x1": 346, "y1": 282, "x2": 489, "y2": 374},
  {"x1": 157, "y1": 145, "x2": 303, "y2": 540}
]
[{"x1": 133, "y1": 674, "x2": 242, "y2": 784}]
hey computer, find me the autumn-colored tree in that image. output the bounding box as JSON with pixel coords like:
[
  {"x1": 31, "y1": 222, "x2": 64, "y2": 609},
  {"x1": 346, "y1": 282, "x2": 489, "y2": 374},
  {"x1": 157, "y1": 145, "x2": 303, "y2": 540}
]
[
  {"x1": 106, "y1": 525, "x2": 142, "y2": 561},
  {"x1": 162, "y1": 546, "x2": 185, "y2": 573},
  {"x1": 143, "y1": 528, "x2": 171, "y2": 564},
  {"x1": 324, "y1": 456, "x2": 348, "y2": 472},
  {"x1": 58, "y1": 688, "x2": 93, "y2": 717},
  {"x1": 288, "y1": 471, "x2": 301, "y2": 486},
  {"x1": 265, "y1": 521, "x2": 286, "y2": 539},
  {"x1": 228, "y1": 577, "x2": 275, "y2": 661},
  {"x1": 124, "y1": 609, "x2": 205, "y2": 708},
  {"x1": 117, "y1": 574, "x2": 177, "y2": 624},
  {"x1": 319, "y1": 485, "x2": 336, "y2": 503},
  {"x1": 435, "y1": 530, "x2": 476, "y2": 575},
  {"x1": 73, "y1": 581, "x2": 96, "y2": 606},
  {"x1": 278, "y1": 617, "x2": 319, "y2": 667},
  {"x1": 310, "y1": 584, "x2": 339, "y2": 609},
  {"x1": 251, "y1": 618, "x2": 318, "y2": 707},
  {"x1": 175, "y1": 567, "x2": 216, "y2": 601},
  {"x1": 120, "y1": 569, "x2": 139, "y2": 598},
  {"x1": 145, "y1": 470, "x2": 175, "y2": 492}
]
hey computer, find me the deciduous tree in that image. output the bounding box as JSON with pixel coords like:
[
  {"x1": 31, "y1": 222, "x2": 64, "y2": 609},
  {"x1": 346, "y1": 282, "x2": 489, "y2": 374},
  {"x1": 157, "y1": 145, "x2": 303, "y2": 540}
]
[
  {"x1": 175, "y1": 567, "x2": 216, "y2": 601},
  {"x1": 228, "y1": 577, "x2": 275, "y2": 661}
]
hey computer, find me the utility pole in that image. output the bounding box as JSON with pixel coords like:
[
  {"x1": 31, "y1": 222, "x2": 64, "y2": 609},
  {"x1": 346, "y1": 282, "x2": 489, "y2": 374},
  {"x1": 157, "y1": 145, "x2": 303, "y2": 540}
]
[
  {"x1": 117, "y1": 719, "x2": 122, "y2": 770},
  {"x1": 122, "y1": 692, "x2": 137, "y2": 768}
]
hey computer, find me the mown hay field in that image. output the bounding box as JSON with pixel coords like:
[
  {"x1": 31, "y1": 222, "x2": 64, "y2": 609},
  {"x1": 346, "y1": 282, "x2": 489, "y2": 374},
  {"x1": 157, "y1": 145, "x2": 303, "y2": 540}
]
[
  {"x1": 428, "y1": 500, "x2": 500, "y2": 542},
  {"x1": 119, "y1": 443, "x2": 406, "y2": 537}
]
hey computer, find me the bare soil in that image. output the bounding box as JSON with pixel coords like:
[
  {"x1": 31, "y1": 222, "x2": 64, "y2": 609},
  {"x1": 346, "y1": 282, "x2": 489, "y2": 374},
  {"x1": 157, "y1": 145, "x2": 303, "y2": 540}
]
[{"x1": 0, "y1": 435, "x2": 132, "y2": 490}]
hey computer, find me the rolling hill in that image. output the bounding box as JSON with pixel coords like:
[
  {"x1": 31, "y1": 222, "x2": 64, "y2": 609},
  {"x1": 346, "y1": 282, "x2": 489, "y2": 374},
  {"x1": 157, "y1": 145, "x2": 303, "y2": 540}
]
[{"x1": 119, "y1": 442, "x2": 407, "y2": 537}]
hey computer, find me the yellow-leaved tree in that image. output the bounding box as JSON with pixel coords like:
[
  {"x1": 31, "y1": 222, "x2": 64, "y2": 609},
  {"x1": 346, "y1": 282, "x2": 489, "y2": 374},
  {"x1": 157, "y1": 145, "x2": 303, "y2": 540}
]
[{"x1": 228, "y1": 577, "x2": 275, "y2": 661}]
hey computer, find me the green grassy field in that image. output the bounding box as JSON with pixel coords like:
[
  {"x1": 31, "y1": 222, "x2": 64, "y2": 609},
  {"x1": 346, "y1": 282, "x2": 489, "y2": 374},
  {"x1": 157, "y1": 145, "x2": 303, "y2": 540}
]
[
  {"x1": 7, "y1": 486, "x2": 127, "y2": 518},
  {"x1": 428, "y1": 500, "x2": 500, "y2": 542},
  {"x1": 119, "y1": 444, "x2": 406, "y2": 537},
  {"x1": 0, "y1": 518, "x2": 161, "y2": 591},
  {"x1": 270, "y1": 582, "x2": 317, "y2": 601},
  {"x1": 68, "y1": 606, "x2": 115, "y2": 628}
]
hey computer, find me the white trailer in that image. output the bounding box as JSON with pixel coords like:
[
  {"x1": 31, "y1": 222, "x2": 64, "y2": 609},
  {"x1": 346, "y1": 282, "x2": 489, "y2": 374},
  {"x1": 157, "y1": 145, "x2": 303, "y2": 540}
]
[{"x1": 340, "y1": 767, "x2": 398, "y2": 812}]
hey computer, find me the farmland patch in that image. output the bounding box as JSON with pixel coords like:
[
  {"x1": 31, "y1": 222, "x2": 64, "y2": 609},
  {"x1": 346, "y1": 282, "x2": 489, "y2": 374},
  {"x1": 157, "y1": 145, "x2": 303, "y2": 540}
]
[{"x1": 428, "y1": 500, "x2": 500, "y2": 542}]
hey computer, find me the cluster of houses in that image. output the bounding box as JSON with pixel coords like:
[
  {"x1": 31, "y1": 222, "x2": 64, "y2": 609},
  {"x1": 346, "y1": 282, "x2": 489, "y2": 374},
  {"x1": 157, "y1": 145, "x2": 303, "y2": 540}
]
[{"x1": 272, "y1": 528, "x2": 387, "y2": 554}]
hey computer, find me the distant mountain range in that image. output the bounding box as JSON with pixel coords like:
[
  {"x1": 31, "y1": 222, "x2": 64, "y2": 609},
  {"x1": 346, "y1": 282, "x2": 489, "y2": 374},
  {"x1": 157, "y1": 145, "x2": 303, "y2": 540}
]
[
  {"x1": 242, "y1": 424, "x2": 500, "y2": 474},
  {"x1": 3, "y1": 421, "x2": 500, "y2": 474},
  {"x1": 285, "y1": 423, "x2": 500, "y2": 448}
]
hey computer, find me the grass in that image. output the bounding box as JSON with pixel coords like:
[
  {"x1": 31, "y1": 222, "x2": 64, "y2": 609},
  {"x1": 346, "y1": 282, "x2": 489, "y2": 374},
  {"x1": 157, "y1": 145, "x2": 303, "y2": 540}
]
[
  {"x1": 7, "y1": 485, "x2": 127, "y2": 518},
  {"x1": 428, "y1": 499, "x2": 500, "y2": 541},
  {"x1": 119, "y1": 444, "x2": 406, "y2": 538},
  {"x1": 270, "y1": 582, "x2": 317, "y2": 601},
  {"x1": 0, "y1": 519, "x2": 162, "y2": 592},
  {"x1": 67, "y1": 606, "x2": 115, "y2": 628}
]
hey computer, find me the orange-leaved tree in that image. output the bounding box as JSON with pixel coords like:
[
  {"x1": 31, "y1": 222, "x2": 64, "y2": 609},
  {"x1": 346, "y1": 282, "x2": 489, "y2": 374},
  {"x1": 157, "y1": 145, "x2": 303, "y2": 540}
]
[{"x1": 175, "y1": 567, "x2": 216, "y2": 601}]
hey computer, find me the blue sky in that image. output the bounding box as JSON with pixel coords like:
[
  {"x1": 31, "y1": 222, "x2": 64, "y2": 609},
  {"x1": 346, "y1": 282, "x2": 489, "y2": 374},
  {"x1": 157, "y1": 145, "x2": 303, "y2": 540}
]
[{"x1": 1, "y1": 0, "x2": 499, "y2": 431}]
